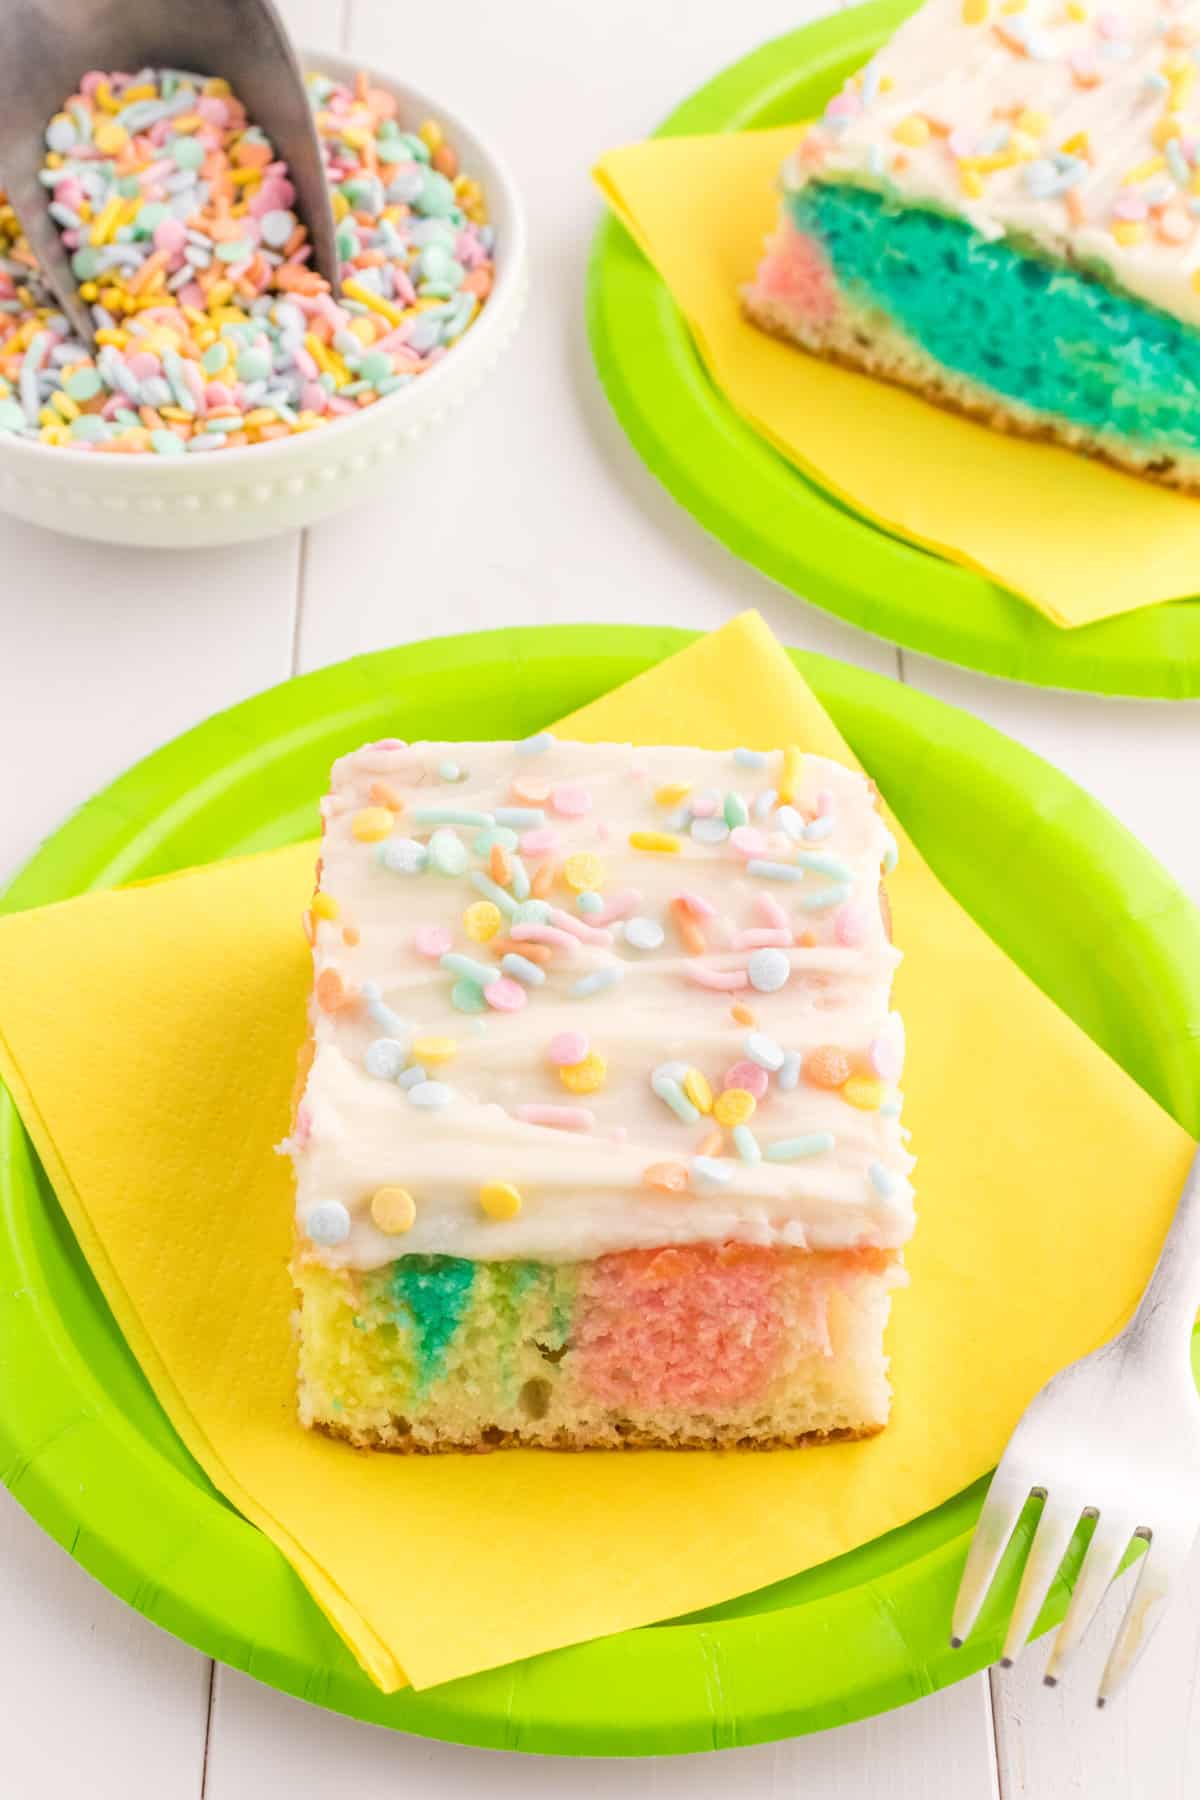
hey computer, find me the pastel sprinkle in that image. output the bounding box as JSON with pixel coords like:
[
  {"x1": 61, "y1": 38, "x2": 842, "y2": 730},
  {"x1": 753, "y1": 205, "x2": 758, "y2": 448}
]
[
  {"x1": 440, "y1": 952, "x2": 496, "y2": 985},
  {"x1": 778, "y1": 746, "x2": 803, "y2": 804},
  {"x1": 365, "y1": 1038, "x2": 409, "y2": 1079},
  {"x1": 691, "y1": 1156, "x2": 735, "y2": 1188},
  {"x1": 842, "y1": 1076, "x2": 886, "y2": 1111},
  {"x1": 559, "y1": 1051, "x2": 607, "y2": 1093},
  {"x1": 548, "y1": 1031, "x2": 589, "y2": 1067},
  {"x1": 464, "y1": 900, "x2": 503, "y2": 941},
  {"x1": 778, "y1": 1051, "x2": 802, "y2": 1091},
  {"x1": 411, "y1": 1035, "x2": 456, "y2": 1064},
  {"x1": 765, "y1": 1134, "x2": 836, "y2": 1161},
  {"x1": 552, "y1": 784, "x2": 592, "y2": 817},
  {"x1": 723, "y1": 1060, "x2": 769, "y2": 1099},
  {"x1": 869, "y1": 1162, "x2": 899, "y2": 1198},
  {"x1": 655, "y1": 783, "x2": 692, "y2": 807},
  {"x1": 753, "y1": 788, "x2": 778, "y2": 821},
  {"x1": 398, "y1": 1065, "x2": 428, "y2": 1090},
  {"x1": 748, "y1": 948, "x2": 791, "y2": 993},
  {"x1": 437, "y1": 761, "x2": 465, "y2": 783},
  {"x1": 352, "y1": 806, "x2": 395, "y2": 842},
  {"x1": 479, "y1": 1181, "x2": 522, "y2": 1221},
  {"x1": 370, "y1": 1187, "x2": 417, "y2": 1234},
  {"x1": 881, "y1": 830, "x2": 899, "y2": 873},
  {"x1": 651, "y1": 1067, "x2": 700, "y2": 1123},
  {"x1": 624, "y1": 916, "x2": 665, "y2": 951},
  {"x1": 797, "y1": 883, "x2": 852, "y2": 912},
  {"x1": 495, "y1": 807, "x2": 545, "y2": 829},
  {"x1": 484, "y1": 976, "x2": 527, "y2": 1012},
  {"x1": 378, "y1": 839, "x2": 428, "y2": 875},
  {"x1": 723, "y1": 791, "x2": 749, "y2": 828},
  {"x1": 413, "y1": 807, "x2": 492, "y2": 828},
  {"x1": 572, "y1": 968, "x2": 624, "y2": 998},
  {"x1": 805, "y1": 1046, "x2": 854, "y2": 1088},
  {"x1": 714, "y1": 1087, "x2": 756, "y2": 1127},
  {"x1": 577, "y1": 891, "x2": 604, "y2": 914},
  {"x1": 407, "y1": 1080, "x2": 454, "y2": 1108},
  {"x1": 450, "y1": 979, "x2": 487, "y2": 1014},
  {"x1": 644, "y1": 1161, "x2": 689, "y2": 1192},
  {"x1": 776, "y1": 806, "x2": 805, "y2": 840},
  {"x1": 517, "y1": 732, "x2": 555, "y2": 754},
  {"x1": 513, "y1": 1104, "x2": 596, "y2": 1131},
  {"x1": 733, "y1": 1125, "x2": 762, "y2": 1163},
  {"x1": 306, "y1": 1201, "x2": 351, "y2": 1246},
  {"x1": 796, "y1": 852, "x2": 853, "y2": 881},
  {"x1": 744, "y1": 1031, "x2": 785, "y2": 1071},
  {"x1": 564, "y1": 852, "x2": 605, "y2": 891},
  {"x1": 747, "y1": 859, "x2": 803, "y2": 883},
  {"x1": 803, "y1": 815, "x2": 836, "y2": 842},
  {"x1": 682, "y1": 1067, "x2": 714, "y2": 1113},
  {"x1": 311, "y1": 892, "x2": 339, "y2": 921},
  {"x1": 361, "y1": 981, "x2": 408, "y2": 1035},
  {"x1": 629, "y1": 831, "x2": 681, "y2": 854},
  {"x1": 734, "y1": 748, "x2": 767, "y2": 768},
  {"x1": 501, "y1": 952, "x2": 546, "y2": 986},
  {"x1": 686, "y1": 965, "x2": 749, "y2": 991},
  {"x1": 729, "y1": 826, "x2": 770, "y2": 860},
  {"x1": 427, "y1": 829, "x2": 470, "y2": 876},
  {"x1": 469, "y1": 871, "x2": 519, "y2": 915},
  {"x1": 414, "y1": 924, "x2": 453, "y2": 958},
  {"x1": 690, "y1": 818, "x2": 730, "y2": 844}
]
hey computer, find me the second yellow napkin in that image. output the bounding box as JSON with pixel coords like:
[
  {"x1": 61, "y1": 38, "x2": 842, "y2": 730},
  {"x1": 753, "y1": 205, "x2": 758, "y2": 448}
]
[
  {"x1": 594, "y1": 129, "x2": 1200, "y2": 628},
  {"x1": 0, "y1": 614, "x2": 1192, "y2": 1692}
]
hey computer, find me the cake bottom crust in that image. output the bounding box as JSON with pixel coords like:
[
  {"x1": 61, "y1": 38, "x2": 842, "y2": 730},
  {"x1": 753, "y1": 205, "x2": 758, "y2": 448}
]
[
  {"x1": 742, "y1": 286, "x2": 1200, "y2": 497},
  {"x1": 315, "y1": 1417, "x2": 885, "y2": 1453}
]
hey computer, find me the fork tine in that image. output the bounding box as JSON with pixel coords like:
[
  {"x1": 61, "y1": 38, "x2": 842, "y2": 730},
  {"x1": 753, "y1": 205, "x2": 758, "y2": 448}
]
[
  {"x1": 1000, "y1": 1493, "x2": 1081, "y2": 1666},
  {"x1": 1042, "y1": 1515, "x2": 1134, "y2": 1686},
  {"x1": 951, "y1": 1470, "x2": 1029, "y2": 1647},
  {"x1": 1097, "y1": 1525, "x2": 1192, "y2": 1706}
]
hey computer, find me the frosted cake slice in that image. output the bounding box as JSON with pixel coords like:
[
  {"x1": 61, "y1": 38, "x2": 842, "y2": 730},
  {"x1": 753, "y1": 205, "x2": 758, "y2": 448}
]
[
  {"x1": 286, "y1": 736, "x2": 915, "y2": 1452},
  {"x1": 744, "y1": 0, "x2": 1200, "y2": 490}
]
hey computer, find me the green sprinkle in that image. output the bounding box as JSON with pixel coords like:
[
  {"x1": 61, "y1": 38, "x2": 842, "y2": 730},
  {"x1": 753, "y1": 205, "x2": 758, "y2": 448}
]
[
  {"x1": 427, "y1": 828, "x2": 469, "y2": 875},
  {"x1": 723, "y1": 791, "x2": 748, "y2": 828},
  {"x1": 359, "y1": 349, "x2": 392, "y2": 385},
  {"x1": 64, "y1": 367, "x2": 102, "y2": 402},
  {"x1": 440, "y1": 953, "x2": 496, "y2": 985},
  {"x1": 169, "y1": 135, "x2": 206, "y2": 170},
  {"x1": 765, "y1": 1134, "x2": 836, "y2": 1161},
  {"x1": 68, "y1": 413, "x2": 111, "y2": 442},
  {"x1": 150, "y1": 429, "x2": 186, "y2": 456},
  {"x1": 216, "y1": 239, "x2": 253, "y2": 264},
  {"x1": 469, "y1": 871, "x2": 518, "y2": 916},
  {"x1": 236, "y1": 347, "x2": 271, "y2": 382},
  {"x1": 450, "y1": 979, "x2": 487, "y2": 1014}
]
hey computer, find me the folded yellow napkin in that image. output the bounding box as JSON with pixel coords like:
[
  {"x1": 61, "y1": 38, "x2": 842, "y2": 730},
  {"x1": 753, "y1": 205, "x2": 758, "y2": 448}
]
[
  {"x1": 0, "y1": 614, "x2": 1192, "y2": 1693},
  {"x1": 594, "y1": 129, "x2": 1200, "y2": 629}
]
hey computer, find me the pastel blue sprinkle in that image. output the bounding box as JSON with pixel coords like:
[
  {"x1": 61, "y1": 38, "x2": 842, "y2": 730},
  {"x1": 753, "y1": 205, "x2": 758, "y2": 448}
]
[
  {"x1": 413, "y1": 808, "x2": 492, "y2": 827},
  {"x1": 494, "y1": 807, "x2": 545, "y2": 829},
  {"x1": 517, "y1": 732, "x2": 555, "y2": 755},
  {"x1": 869, "y1": 1161, "x2": 899, "y2": 1197},
  {"x1": 797, "y1": 883, "x2": 852, "y2": 913},
  {"x1": 398, "y1": 1064, "x2": 428, "y2": 1089},
  {"x1": 572, "y1": 968, "x2": 623, "y2": 998},
  {"x1": 652, "y1": 1073, "x2": 698, "y2": 1123},
  {"x1": 776, "y1": 806, "x2": 805, "y2": 840},
  {"x1": 796, "y1": 852, "x2": 852, "y2": 881},
  {"x1": 509, "y1": 855, "x2": 531, "y2": 901},
  {"x1": 365, "y1": 1038, "x2": 408, "y2": 1079},
  {"x1": 469, "y1": 871, "x2": 518, "y2": 916},
  {"x1": 748, "y1": 948, "x2": 791, "y2": 992},
  {"x1": 450, "y1": 979, "x2": 487, "y2": 1014},
  {"x1": 501, "y1": 953, "x2": 546, "y2": 986},
  {"x1": 723, "y1": 791, "x2": 748, "y2": 828},
  {"x1": 473, "y1": 825, "x2": 519, "y2": 854},
  {"x1": 747, "y1": 860, "x2": 802, "y2": 883},
  {"x1": 378, "y1": 838, "x2": 427, "y2": 875},
  {"x1": 655, "y1": 1061, "x2": 690, "y2": 1082},
  {"x1": 664, "y1": 806, "x2": 692, "y2": 834},
  {"x1": 625, "y1": 916, "x2": 665, "y2": 951},
  {"x1": 691, "y1": 817, "x2": 730, "y2": 844},
  {"x1": 753, "y1": 788, "x2": 777, "y2": 821},
  {"x1": 734, "y1": 747, "x2": 767, "y2": 768},
  {"x1": 577, "y1": 891, "x2": 604, "y2": 914},
  {"x1": 765, "y1": 1134, "x2": 835, "y2": 1161},
  {"x1": 306, "y1": 1201, "x2": 351, "y2": 1246},
  {"x1": 691, "y1": 1156, "x2": 734, "y2": 1188},
  {"x1": 803, "y1": 815, "x2": 836, "y2": 841},
  {"x1": 733, "y1": 1125, "x2": 762, "y2": 1164},
  {"x1": 779, "y1": 1051, "x2": 802, "y2": 1092},
  {"x1": 361, "y1": 981, "x2": 409, "y2": 1037},
  {"x1": 440, "y1": 953, "x2": 495, "y2": 985},
  {"x1": 512, "y1": 899, "x2": 552, "y2": 925},
  {"x1": 437, "y1": 760, "x2": 465, "y2": 782},
  {"x1": 408, "y1": 1080, "x2": 454, "y2": 1109},
  {"x1": 744, "y1": 1032, "x2": 785, "y2": 1071}
]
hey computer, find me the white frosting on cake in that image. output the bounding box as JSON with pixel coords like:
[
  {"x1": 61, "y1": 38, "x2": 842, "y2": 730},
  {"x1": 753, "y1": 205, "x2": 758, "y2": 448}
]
[
  {"x1": 786, "y1": 0, "x2": 1200, "y2": 326},
  {"x1": 288, "y1": 738, "x2": 915, "y2": 1268}
]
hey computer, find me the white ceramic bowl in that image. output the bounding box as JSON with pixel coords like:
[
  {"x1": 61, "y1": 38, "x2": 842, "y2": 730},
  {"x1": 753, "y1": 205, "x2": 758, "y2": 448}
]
[{"x1": 0, "y1": 51, "x2": 528, "y2": 547}]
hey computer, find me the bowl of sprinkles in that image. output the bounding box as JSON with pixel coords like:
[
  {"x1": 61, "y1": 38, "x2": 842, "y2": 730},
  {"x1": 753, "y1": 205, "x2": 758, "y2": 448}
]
[{"x1": 0, "y1": 52, "x2": 526, "y2": 546}]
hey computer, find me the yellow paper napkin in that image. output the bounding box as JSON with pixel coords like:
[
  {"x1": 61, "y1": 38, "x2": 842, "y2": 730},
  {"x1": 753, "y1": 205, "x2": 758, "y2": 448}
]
[
  {"x1": 0, "y1": 614, "x2": 1193, "y2": 1692},
  {"x1": 594, "y1": 129, "x2": 1200, "y2": 628}
]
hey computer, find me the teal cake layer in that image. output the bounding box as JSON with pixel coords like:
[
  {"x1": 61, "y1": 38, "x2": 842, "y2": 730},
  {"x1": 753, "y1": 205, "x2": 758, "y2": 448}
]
[{"x1": 787, "y1": 182, "x2": 1200, "y2": 454}]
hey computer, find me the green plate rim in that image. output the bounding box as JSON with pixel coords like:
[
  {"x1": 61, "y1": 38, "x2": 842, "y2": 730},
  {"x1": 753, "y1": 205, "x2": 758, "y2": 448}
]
[
  {"x1": 2, "y1": 622, "x2": 1199, "y2": 1756},
  {"x1": 586, "y1": 0, "x2": 1200, "y2": 699}
]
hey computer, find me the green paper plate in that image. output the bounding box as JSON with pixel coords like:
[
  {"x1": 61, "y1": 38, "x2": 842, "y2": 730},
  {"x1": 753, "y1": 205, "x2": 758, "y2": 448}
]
[
  {"x1": 2, "y1": 625, "x2": 1199, "y2": 1755},
  {"x1": 587, "y1": 1, "x2": 1200, "y2": 698}
]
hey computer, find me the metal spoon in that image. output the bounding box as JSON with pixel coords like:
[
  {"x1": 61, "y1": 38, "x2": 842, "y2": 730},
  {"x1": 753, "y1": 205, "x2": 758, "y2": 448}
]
[{"x1": 0, "y1": 0, "x2": 339, "y2": 347}]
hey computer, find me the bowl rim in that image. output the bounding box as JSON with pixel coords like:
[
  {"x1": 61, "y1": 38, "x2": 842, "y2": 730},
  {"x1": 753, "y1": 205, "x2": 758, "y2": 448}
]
[{"x1": 0, "y1": 48, "x2": 527, "y2": 474}]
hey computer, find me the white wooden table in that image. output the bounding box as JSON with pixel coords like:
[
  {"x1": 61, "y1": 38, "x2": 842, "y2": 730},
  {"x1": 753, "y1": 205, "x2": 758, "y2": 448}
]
[{"x1": 3, "y1": 0, "x2": 1199, "y2": 1791}]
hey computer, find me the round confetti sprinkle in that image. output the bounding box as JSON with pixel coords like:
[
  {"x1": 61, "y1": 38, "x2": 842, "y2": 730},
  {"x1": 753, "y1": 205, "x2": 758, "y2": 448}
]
[
  {"x1": 450, "y1": 978, "x2": 487, "y2": 1014},
  {"x1": 479, "y1": 1180, "x2": 522, "y2": 1221},
  {"x1": 413, "y1": 925, "x2": 452, "y2": 958},
  {"x1": 547, "y1": 1030, "x2": 588, "y2": 1067},
  {"x1": 365, "y1": 1038, "x2": 408, "y2": 1079},
  {"x1": 624, "y1": 915, "x2": 665, "y2": 951},
  {"x1": 306, "y1": 1200, "x2": 351, "y2": 1246},
  {"x1": 551, "y1": 784, "x2": 592, "y2": 817},
  {"x1": 577, "y1": 891, "x2": 604, "y2": 914},
  {"x1": 378, "y1": 838, "x2": 428, "y2": 875},
  {"x1": 407, "y1": 1080, "x2": 454, "y2": 1108},
  {"x1": 559, "y1": 1052, "x2": 607, "y2": 1094},
  {"x1": 714, "y1": 1088, "x2": 756, "y2": 1127},
  {"x1": 804, "y1": 1046, "x2": 853, "y2": 1089},
  {"x1": 842, "y1": 1076, "x2": 886, "y2": 1111},
  {"x1": 427, "y1": 828, "x2": 470, "y2": 876},
  {"x1": 563, "y1": 852, "x2": 605, "y2": 892},
  {"x1": 744, "y1": 1032, "x2": 785, "y2": 1071},
  {"x1": 729, "y1": 826, "x2": 769, "y2": 859},
  {"x1": 483, "y1": 976, "x2": 527, "y2": 1012},
  {"x1": 411, "y1": 1035, "x2": 457, "y2": 1064},
  {"x1": 690, "y1": 818, "x2": 729, "y2": 845},
  {"x1": 464, "y1": 900, "x2": 503, "y2": 941},
  {"x1": 722, "y1": 1060, "x2": 769, "y2": 1100},
  {"x1": 682, "y1": 1068, "x2": 714, "y2": 1113},
  {"x1": 643, "y1": 1161, "x2": 688, "y2": 1192},
  {"x1": 747, "y1": 948, "x2": 791, "y2": 992},
  {"x1": 352, "y1": 806, "x2": 395, "y2": 842},
  {"x1": 370, "y1": 1186, "x2": 417, "y2": 1234},
  {"x1": 511, "y1": 777, "x2": 551, "y2": 805}
]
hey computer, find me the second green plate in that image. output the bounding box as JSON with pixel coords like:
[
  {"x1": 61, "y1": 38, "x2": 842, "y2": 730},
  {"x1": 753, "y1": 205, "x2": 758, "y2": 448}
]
[{"x1": 587, "y1": 0, "x2": 1200, "y2": 697}]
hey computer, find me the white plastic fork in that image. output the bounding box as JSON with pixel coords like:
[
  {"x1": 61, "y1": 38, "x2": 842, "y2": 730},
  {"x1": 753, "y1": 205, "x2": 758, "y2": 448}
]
[{"x1": 952, "y1": 1141, "x2": 1200, "y2": 1703}]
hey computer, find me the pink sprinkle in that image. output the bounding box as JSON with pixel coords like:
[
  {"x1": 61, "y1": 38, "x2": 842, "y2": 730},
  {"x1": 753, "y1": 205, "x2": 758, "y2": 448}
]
[
  {"x1": 177, "y1": 282, "x2": 205, "y2": 309},
  {"x1": 413, "y1": 925, "x2": 452, "y2": 958},
  {"x1": 1113, "y1": 193, "x2": 1147, "y2": 222},
  {"x1": 205, "y1": 381, "x2": 233, "y2": 408},
  {"x1": 733, "y1": 928, "x2": 793, "y2": 949},
  {"x1": 484, "y1": 977, "x2": 526, "y2": 1013},
  {"x1": 834, "y1": 906, "x2": 869, "y2": 947},
  {"x1": 592, "y1": 889, "x2": 642, "y2": 924},
  {"x1": 547, "y1": 1031, "x2": 588, "y2": 1067},
  {"x1": 510, "y1": 924, "x2": 578, "y2": 951},
  {"x1": 723, "y1": 1061, "x2": 769, "y2": 1099},
  {"x1": 552, "y1": 784, "x2": 592, "y2": 817},
  {"x1": 755, "y1": 892, "x2": 789, "y2": 929},
  {"x1": 513, "y1": 1103, "x2": 596, "y2": 1131},
  {"x1": 520, "y1": 828, "x2": 559, "y2": 855},
  {"x1": 674, "y1": 890, "x2": 716, "y2": 920},
  {"x1": 686, "y1": 965, "x2": 749, "y2": 991},
  {"x1": 729, "y1": 826, "x2": 769, "y2": 860},
  {"x1": 301, "y1": 381, "x2": 328, "y2": 412},
  {"x1": 546, "y1": 908, "x2": 614, "y2": 946},
  {"x1": 153, "y1": 217, "x2": 187, "y2": 256},
  {"x1": 689, "y1": 792, "x2": 717, "y2": 818},
  {"x1": 126, "y1": 351, "x2": 160, "y2": 380},
  {"x1": 825, "y1": 92, "x2": 860, "y2": 121}
]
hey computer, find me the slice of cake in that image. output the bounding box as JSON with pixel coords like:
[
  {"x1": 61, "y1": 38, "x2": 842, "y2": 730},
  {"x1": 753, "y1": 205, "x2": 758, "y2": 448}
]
[
  {"x1": 744, "y1": 0, "x2": 1200, "y2": 491},
  {"x1": 286, "y1": 736, "x2": 915, "y2": 1451}
]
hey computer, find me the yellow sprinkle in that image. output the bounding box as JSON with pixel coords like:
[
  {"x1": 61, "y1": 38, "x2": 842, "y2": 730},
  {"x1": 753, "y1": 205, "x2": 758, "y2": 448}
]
[
  {"x1": 714, "y1": 1088, "x2": 756, "y2": 1128},
  {"x1": 348, "y1": 315, "x2": 376, "y2": 344},
  {"x1": 89, "y1": 195, "x2": 123, "y2": 247},
  {"x1": 1123, "y1": 156, "x2": 1165, "y2": 185},
  {"x1": 418, "y1": 119, "x2": 444, "y2": 151},
  {"x1": 563, "y1": 852, "x2": 605, "y2": 891},
  {"x1": 1001, "y1": 0, "x2": 1026, "y2": 11},
  {"x1": 94, "y1": 81, "x2": 119, "y2": 112},
  {"x1": 304, "y1": 331, "x2": 338, "y2": 376},
  {"x1": 120, "y1": 83, "x2": 156, "y2": 103},
  {"x1": 959, "y1": 166, "x2": 985, "y2": 198},
  {"x1": 1015, "y1": 108, "x2": 1049, "y2": 135},
  {"x1": 37, "y1": 407, "x2": 59, "y2": 429},
  {"x1": 332, "y1": 191, "x2": 350, "y2": 222},
  {"x1": 229, "y1": 165, "x2": 263, "y2": 187},
  {"x1": 342, "y1": 277, "x2": 406, "y2": 328},
  {"x1": 628, "y1": 832, "x2": 681, "y2": 854},
  {"x1": 93, "y1": 328, "x2": 128, "y2": 347},
  {"x1": 412, "y1": 1036, "x2": 457, "y2": 1065},
  {"x1": 842, "y1": 1076, "x2": 886, "y2": 1111},
  {"x1": 559, "y1": 1053, "x2": 608, "y2": 1094},
  {"x1": 370, "y1": 1185, "x2": 417, "y2": 1234},
  {"x1": 1111, "y1": 220, "x2": 1145, "y2": 246},
  {"x1": 1192, "y1": 269, "x2": 1200, "y2": 294},
  {"x1": 351, "y1": 806, "x2": 395, "y2": 842},
  {"x1": 341, "y1": 126, "x2": 371, "y2": 149},
  {"x1": 159, "y1": 406, "x2": 193, "y2": 422},
  {"x1": 972, "y1": 151, "x2": 1021, "y2": 173},
  {"x1": 93, "y1": 120, "x2": 128, "y2": 155},
  {"x1": 962, "y1": 0, "x2": 988, "y2": 20},
  {"x1": 479, "y1": 1181, "x2": 522, "y2": 1221},
  {"x1": 464, "y1": 900, "x2": 503, "y2": 941},
  {"x1": 892, "y1": 115, "x2": 931, "y2": 147},
  {"x1": 777, "y1": 745, "x2": 803, "y2": 805},
  {"x1": 880, "y1": 75, "x2": 894, "y2": 92},
  {"x1": 311, "y1": 892, "x2": 339, "y2": 921},
  {"x1": 1061, "y1": 131, "x2": 1089, "y2": 156},
  {"x1": 683, "y1": 1069, "x2": 713, "y2": 1114},
  {"x1": 1066, "y1": 0, "x2": 1088, "y2": 15},
  {"x1": 655, "y1": 782, "x2": 691, "y2": 808},
  {"x1": 78, "y1": 281, "x2": 99, "y2": 302},
  {"x1": 204, "y1": 76, "x2": 233, "y2": 96},
  {"x1": 1153, "y1": 116, "x2": 1180, "y2": 150}
]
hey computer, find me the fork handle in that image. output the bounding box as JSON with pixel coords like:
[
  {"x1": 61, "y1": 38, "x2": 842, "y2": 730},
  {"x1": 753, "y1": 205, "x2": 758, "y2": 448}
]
[{"x1": 1127, "y1": 1141, "x2": 1200, "y2": 1360}]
